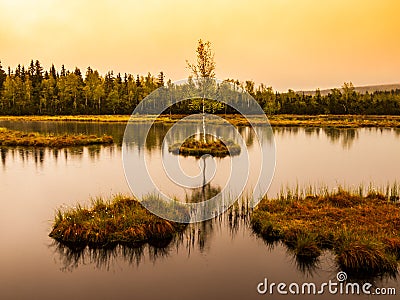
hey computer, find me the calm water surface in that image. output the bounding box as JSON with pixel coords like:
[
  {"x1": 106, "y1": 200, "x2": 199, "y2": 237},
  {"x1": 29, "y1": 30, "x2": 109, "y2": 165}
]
[{"x1": 0, "y1": 121, "x2": 399, "y2": 300}]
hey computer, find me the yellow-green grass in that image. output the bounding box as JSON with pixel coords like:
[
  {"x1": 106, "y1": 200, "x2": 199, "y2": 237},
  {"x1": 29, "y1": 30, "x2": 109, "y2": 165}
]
[
  {"x1": 49, "y1": 195, "x2": 188, "y2": 248},
  {"x1": 0, "y1": 115, "x2": 167, "y2": 123},
  {"x1": 251, "y1": 188, "x2": 400, "y2": 276},
  {"x1": 168, "y1": 135, "x2": 241, "y2": 157},
  {"x1": 266, "y1": 114, "x2": 400, "y2": 128},
  {"x1": 2, "y1": 114, "x2": 400, "y2": 128},
  {"x1": 0, "y1": 127, "x2": 113, "y2": 147}
]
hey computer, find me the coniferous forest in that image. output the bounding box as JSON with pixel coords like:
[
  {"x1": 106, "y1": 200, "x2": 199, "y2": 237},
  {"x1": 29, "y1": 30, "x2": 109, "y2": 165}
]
[{"x1": 0, "y1": 60, "x2": 400, "y2": 116}]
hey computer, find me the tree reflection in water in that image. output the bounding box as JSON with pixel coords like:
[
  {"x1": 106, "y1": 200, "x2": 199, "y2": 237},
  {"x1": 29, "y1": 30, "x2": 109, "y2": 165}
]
[
  {"x1": 2, "y1": 127, "x2": 390, "y2": 167},
  {"x1": 50, "y1": 194, "x2": 324, "y2": 276},
  {"x1": 0, "y1": 145, "x2": 111, "y2": 167},
  {"x1": 49, "y1": 193, "x2": 257, "y2": 272}
]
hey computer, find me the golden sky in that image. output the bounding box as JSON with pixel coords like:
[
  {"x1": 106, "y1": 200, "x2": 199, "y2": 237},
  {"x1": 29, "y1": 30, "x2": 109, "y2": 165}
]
[{"x1": 1, "y1": 0, "x2": 399, "y2": 91}]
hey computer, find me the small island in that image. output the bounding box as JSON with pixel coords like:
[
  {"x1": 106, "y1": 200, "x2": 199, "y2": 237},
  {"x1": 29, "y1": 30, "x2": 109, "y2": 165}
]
[
  {"x1": 0, "y1": 127, "x2": 113, "y2": 147},
  {"x1": 168, "y1": 135, "x2": 241, "y2": 158},
  {"x1": 251, "y1": 188, "x2": 400, "y2": 276},
  {"x1": 49, "y1": 195, "x2": 188, "y2": 248}
]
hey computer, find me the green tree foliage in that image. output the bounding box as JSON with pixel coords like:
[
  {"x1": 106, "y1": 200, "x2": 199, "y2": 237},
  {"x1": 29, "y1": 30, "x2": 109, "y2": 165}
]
[
  {"x1": 0, "y1": 60, "x2": 161, "y2": 115},
  {"x1": 186, "y1": 39, "x2": 216, "y2": 79},
  {"x1": 157, "y1": 71, "x2": 164, "y2": 87},
  {"x1": 186, "y1": 39, "x2": 223, "y2": 114},
  {"x1": 0, "y1": 61, "x2": 7, "y2": 91},
  {"x1": 0, "y1": 60, "x2": 400, "y2": 116}
]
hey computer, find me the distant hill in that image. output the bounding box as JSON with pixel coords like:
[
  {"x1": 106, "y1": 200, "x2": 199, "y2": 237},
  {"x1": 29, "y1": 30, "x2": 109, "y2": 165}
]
[{"x1": 299, "y1": 83, "x2": 400, "y2": 96}]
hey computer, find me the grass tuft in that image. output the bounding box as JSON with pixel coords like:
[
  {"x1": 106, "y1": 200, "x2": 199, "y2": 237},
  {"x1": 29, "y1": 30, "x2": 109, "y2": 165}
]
[
  {"x1": 49, "y1": 195, "x2": 188, "y2": 248},
  {"x1": 335, "y1": 236, "x2": 398, "y2": 275}
]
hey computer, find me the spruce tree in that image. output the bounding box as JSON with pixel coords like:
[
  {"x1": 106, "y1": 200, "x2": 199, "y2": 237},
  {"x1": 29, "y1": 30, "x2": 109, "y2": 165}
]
[
  {"x1": 157, "y1": 71, "x2": 164, "y2": 87},
  {"x1": 0, "y1": 61, "x2": 6, "y2": 90}
]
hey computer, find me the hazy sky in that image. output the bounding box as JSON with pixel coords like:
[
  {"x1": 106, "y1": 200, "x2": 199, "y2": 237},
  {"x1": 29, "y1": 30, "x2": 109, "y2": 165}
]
[{"x1": 1, "y1": 0, "x2": 399, "y2": 91}]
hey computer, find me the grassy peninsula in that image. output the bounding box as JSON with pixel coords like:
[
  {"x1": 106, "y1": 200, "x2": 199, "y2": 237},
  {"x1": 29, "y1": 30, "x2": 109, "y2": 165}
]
[
  {"x1": 251, "y1": 187, "x2": 400, "y2": 276},
  {"x1": 2, "y1": 114, "x2": 400, "y2": 128},
  {"x1": 0, "y1": 127, "x2": 113, "y2": 147}
]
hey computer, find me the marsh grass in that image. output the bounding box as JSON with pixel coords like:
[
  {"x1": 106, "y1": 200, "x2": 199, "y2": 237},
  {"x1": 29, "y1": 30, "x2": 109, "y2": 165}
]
[
  {"x1": 251, "y1": 185, "x2": 400, "y2": 276},
  {"x1": 49, "y1": 195, "x2": 188, "y2": 248},
  {"x1": 3, "y1": 114, "x2": 400, "y2": 127},
  {"x1": 0, "y1": 127, "x2": 113, "y2": 147},
  {"x1": 266, "y1": 115, "x2": 400, "y2": 128},
  {"x1": 168, "y1": 135, "x2": 241, "y2": 157},
  {"x1": 51, "y1": 196, "x2": 253, "y2": 271}
]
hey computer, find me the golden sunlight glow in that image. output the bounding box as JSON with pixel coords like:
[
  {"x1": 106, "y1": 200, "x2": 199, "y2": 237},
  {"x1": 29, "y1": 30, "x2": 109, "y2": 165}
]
[{"x1": 0, "y1": 0, "x2": 399, "y2": 91}]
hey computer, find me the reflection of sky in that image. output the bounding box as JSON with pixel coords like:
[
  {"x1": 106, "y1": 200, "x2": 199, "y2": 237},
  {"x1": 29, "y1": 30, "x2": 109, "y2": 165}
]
[
  {"x1": 1, "y1": 126, "x2": 400, "y2": 299},
  {"x1": 2, "y1": 127, "x2": 400, "y2": 198},
  {"x1": 270, "y1": 127, "x2": 400, "y2": 197},
  {"x1": 123, "y1": 121, "x2": 273, "y2": 205}
]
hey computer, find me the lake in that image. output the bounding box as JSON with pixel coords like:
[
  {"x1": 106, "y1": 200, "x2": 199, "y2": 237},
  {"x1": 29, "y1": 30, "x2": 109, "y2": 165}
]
[{"x1": 0, "y1": 120, "x2": 399, "y2": 299}]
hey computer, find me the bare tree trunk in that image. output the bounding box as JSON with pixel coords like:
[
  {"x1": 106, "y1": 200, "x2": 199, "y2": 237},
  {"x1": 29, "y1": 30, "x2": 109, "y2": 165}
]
[
  {"x1": 169, "y1": 94, "x2": 172, "y2": 120},
  {"x1": 202, "y1": 156, "x2": 206, "y2": 199},
  {"x1": 202, "y1": 88, "x2": 206, "y2": 143}
]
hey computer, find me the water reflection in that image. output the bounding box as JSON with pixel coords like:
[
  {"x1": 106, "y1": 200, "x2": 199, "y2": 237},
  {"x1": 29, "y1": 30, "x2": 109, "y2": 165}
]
[
  {"x1": 289, "y1": 250, "x2": 322, "y2": 277},
  {"x1": 186, "y1": 183, "x2": 221, "y2": 203},
  {"x1": 2, "y1": 122, "x2": 398, "y2": 169},
  {"x1": 0, "y1": 145, "x2": 114, "y2": 168},
  {"x1": 1, "y1": 121, "x2": 399, "y2": 299},
  {"x1": 51, "y1": 241, "x2": 164, "y2": 272},
  {"x1": 1, "y1": 147, "x2": 7, "y2": 167},
  {"x1": 50, "y1": 200, "x2": 396, "y2": 282},
  {"x1": 323, "y1": 128, "x2": 359, "y2": 149},
  {"x1": 51, "y1": 198, "x2": 252, "y2": 272},
  {"x1": 253, "y1": 233, "x2": 322, "y2": 277},
  {"x1": 273, "y1": 127, "x2": 362, "y2": 149}
]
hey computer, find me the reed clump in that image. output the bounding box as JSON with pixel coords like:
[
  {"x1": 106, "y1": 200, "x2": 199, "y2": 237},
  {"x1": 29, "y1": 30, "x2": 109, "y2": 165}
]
[
  {"x1": 251, "y1": 187, "x2": 400, "y2": 276},
  {"x1": 168, "y1": 135, "x2": 241, "y2": 158},
  {"x1": 0, "y1": 127, "x2": 113, "y2": 147},
  {"x1": 49, "y1": 195, "x2": 188, "y2": 248}
]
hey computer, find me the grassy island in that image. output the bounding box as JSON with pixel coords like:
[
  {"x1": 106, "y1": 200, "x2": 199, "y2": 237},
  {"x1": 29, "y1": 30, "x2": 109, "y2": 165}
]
[
  {"x1": 251, "y1": 188, "x2": 400, "y2": 276},
  {"x1": 49, "y1": 195, "x2": 187, "y2": 248},
  {"x1": 168, "y1": 136, "x2": 241, "y2": 157},
  {"x1": 0, "y1": 127, "x2": 113, "y2": 147}
]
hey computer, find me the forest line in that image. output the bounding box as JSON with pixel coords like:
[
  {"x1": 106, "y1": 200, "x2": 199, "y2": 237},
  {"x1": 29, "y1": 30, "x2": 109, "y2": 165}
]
[{"x1": 0, "y1": 60, "x2": 400, "y2": 116}]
